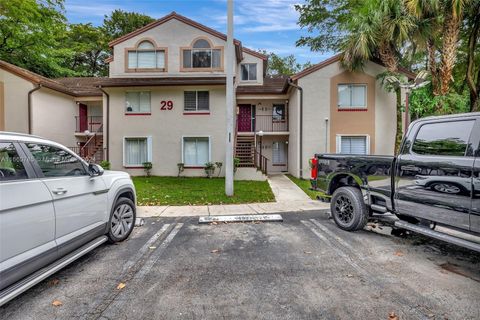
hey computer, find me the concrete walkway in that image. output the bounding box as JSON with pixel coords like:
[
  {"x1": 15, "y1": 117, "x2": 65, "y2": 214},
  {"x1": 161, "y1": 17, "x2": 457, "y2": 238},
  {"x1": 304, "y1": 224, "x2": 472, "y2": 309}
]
[{"x1": 137, "y1": 174, "x2": 329, "y2": 218}]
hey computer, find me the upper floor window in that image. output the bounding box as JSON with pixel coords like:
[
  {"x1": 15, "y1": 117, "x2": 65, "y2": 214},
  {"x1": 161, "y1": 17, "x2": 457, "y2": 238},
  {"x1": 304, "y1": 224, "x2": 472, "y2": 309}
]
[
  {"x1": 184, "y1": 91, "x2": 209, "y2": 112},
  {"x1": 126, "y1": 91, "x2": 151, "y2": 114},
  {"x1": 241, "y1": 63, "x2": 257, "y2": 81},
  {"x1": 127, "y1": 40, "x2": 166, "y2": 71},
  {"x1": 182, "y1": 38, "x2": 222, "y2": 70},
  {"x1": 272, "y1": 104, "x2": 285, "y2": 121},
  {"x1": 338, "y1": 84, "x2": 367, "y2": 109}
]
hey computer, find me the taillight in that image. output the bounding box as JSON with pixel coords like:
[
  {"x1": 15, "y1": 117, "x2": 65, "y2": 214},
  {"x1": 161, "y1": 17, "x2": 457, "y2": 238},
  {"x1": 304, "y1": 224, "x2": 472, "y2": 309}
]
[{"x1": 310, "y1": 157, "x2": 318, "y2": 180}]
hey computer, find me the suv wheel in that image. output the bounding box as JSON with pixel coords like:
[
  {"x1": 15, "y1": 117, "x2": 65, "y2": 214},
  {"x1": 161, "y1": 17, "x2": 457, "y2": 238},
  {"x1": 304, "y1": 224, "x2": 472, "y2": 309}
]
[
  {"x1": 108, "y1": 197, "x2": 136, "y2": 243},
  {"x1": 331, "y1": 187, "x2": 368, "y2": 231}
]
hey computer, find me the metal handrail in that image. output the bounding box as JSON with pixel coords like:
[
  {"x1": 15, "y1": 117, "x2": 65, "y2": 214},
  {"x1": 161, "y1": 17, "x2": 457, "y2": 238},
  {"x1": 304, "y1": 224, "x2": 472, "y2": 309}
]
[{"x1": 254, "y1": 150, "x2": 268, "y2": 175}]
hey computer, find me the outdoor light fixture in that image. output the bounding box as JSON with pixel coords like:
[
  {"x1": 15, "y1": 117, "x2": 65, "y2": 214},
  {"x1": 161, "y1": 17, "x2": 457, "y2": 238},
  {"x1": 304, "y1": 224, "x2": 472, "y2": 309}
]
[{"x1": 386, "y1": 70, "x2": 430, "y2": 135}]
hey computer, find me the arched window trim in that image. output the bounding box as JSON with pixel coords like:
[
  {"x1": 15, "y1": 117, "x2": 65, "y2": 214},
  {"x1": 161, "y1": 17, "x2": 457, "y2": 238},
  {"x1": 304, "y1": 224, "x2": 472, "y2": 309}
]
[
  {"x1": 180, "y1": 37, "x2": 224, "y2": 72},
  {"x1": 125, "y1": 37, "x2": 168, "y2": 73}
]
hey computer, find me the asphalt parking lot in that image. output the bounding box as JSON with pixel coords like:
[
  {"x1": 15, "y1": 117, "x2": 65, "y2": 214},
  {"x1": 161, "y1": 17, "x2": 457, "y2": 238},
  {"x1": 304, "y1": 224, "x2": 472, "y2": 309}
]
[{"x1": 1, "y1": 211, "x2": 479, "y2": 320}]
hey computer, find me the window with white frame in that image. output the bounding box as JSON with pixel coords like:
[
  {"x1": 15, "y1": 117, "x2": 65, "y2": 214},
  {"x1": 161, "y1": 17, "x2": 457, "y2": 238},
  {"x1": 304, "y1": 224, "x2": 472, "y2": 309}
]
[
  {"x1": 337, "y1": 84, "x2": 367, "y2": 109},
  {"x1": 125, "y1": 91, "x2": 151, "y2": 113},
  {"x1": 272, "y1": 141, "x2": 286, "y2": 165},
  {"x1": 337, "y1": 136, "x2": 368, "y2": 154},
  {"x1": 124, "y1": 137, "x2": 152, "y2": 166},
  {"x1": 184, "y1": 91, "x2": 209, "y2": 112},
  {"x1": 127, "y1": 41, "x2": 165, "y2": 70},
  {"x1": 182, "y1": 39, "x2": 222, "y2": 69},
  {"x1": 241, "y1": 63, "x2": 257, "y2": 81},
  {"x1": 183, "y1": 137, "x2": 210, "y2": 166},
  {"x1": 272, "y1": 104, "x2": 285, "y2": 120}
]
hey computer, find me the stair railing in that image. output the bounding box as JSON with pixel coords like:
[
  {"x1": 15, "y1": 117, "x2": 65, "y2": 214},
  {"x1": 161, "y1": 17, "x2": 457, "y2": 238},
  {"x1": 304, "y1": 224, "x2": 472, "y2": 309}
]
[
  {"x1": 254, "y1": 150, "x2": 268, "y2": 175},
  {"x1": 81, "y1": 123, "x2": 103, "y2": 162}
]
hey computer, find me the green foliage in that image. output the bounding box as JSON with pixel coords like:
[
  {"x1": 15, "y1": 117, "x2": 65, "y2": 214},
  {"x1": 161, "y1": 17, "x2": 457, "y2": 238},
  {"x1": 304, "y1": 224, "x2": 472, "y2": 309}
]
[
  {"x1": 263, "y1": 51, "x2": 312, "y2": 75},
  {"x1": 204, "y1": 162, "x2": 216, "y2": 178},
  {"x1": 409, "y1": 84, "x2": 470, "y2": 119},
  {"x1": 99, "y1": 160, "x2": 111, "y2": 170},
  {"x1": 142, "y1": 161, "x2": 152, "y2": 177},
  {"x1": 102, "y1": 10, "x2": 155, "y2": 40},
  {"x1": 215, "y1": 162, "x2": 223, "y2": 177},
  {"x1": 233, "y1": 157, "x2": 240, "y2": 173}
]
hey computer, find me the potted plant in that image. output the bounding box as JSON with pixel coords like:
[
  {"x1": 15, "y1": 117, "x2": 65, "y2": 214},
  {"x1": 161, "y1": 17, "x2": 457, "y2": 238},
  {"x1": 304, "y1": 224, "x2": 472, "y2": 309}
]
[
  {"x1": 142, "y1": 161, "x2": 153, "y2": 177},
  {"x1": 204, "y1": 162, "x2": 216, "y2": 178},
  {"x1": 100, "y1": 160, "x2": 111, "y2": 170},
  {"x1": 177, "y1": 163, "x2": 185, "y2": 177}
]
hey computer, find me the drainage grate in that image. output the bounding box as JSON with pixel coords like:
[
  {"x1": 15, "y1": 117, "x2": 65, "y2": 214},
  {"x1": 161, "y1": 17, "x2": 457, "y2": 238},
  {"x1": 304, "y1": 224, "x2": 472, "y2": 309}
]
[{"x1": 198, "y1": 214, "x2": 283, "y2": 224}]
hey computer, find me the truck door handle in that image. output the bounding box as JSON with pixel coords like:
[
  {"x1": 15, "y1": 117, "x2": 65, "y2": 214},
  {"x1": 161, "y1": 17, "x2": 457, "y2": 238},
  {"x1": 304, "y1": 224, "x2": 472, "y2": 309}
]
[{"x1": 52, "y1": 188, "x2": 67, "y2": 195}]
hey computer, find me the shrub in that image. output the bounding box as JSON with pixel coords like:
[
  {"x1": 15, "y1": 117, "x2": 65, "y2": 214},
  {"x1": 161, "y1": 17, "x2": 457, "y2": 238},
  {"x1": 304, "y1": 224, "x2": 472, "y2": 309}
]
[
  {"x1": 142, "y1": 161, "x2": 153, "y2": 177},
  {"x1": 233, "y1": 157, "x2": 240, "y2": 173},
  {"x1": 215, "y1": 161, "x2": 223, "y2": 177},
  {"x1": 177, "y1": 163, "x2": 185, "y2": 177},
  {"x1": 204, "y1": 162, "x2": 216, "y2": 178},
  {"x1": 99, "y1": 160, "x2": 111, "y2": 170}
]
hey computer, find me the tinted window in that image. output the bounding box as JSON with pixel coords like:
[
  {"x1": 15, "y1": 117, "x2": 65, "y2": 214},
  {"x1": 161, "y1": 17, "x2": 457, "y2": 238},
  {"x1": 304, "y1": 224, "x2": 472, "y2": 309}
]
[
  {"x1": 412, "y1": 120, "x2": 475, "y2": 156},
  {"x1": 0, "y1": 142, "x2": 28, "y2": 181},
  {"x1": 26, "y1": 143, "x2": 87, "y2": 177}
]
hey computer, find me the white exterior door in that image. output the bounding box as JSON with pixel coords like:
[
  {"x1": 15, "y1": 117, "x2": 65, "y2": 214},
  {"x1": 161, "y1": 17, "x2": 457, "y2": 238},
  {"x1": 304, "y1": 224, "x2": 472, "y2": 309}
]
[{"x1": 25, "y1": 143, "x2": 108, "y2": 250}]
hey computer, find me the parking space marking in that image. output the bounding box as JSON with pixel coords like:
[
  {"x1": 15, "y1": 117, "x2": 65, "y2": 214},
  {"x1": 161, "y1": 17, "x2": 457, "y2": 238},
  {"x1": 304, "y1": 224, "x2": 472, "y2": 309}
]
[
  {"x1": 122, "y1": 223, "x2": 171, "y2": 274},
  {"x1": 309, "y1": 219, "x2": 359, "y2": 254},
  {"x1": 135, "y1": 223, "x2": 184, "y2": 279}
]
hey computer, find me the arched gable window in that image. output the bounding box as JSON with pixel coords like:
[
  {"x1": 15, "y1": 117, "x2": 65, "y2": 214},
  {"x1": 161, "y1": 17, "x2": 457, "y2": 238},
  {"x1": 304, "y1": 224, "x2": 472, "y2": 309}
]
[
  {"x1": 127, "y1": 40, "x2": 167, "y2": 71},
  {"x1": 182, "y1": 38, "x2": 222, "y2": 70}
]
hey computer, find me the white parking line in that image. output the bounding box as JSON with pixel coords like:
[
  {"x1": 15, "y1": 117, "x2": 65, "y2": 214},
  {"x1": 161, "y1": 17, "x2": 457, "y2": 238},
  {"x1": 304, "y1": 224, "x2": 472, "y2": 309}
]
[
  {"x1": 134, "y1": 223, "x2": 184, "y2": 279},
  {"x1": 121, "y1": 223, "x2": 171, "y2": 274}
]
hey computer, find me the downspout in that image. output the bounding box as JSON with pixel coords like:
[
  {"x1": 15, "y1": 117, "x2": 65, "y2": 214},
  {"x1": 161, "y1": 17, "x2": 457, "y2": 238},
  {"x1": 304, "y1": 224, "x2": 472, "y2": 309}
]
[
  {"x1": 288, "y1": 79, "x2": 303, "y2": 178},
  {"x1": 28, "y1": 84, "x2": 42, "y2": 134},
  {"x1": 98, "y1": 86, "x2": 110, "y2": 161}
]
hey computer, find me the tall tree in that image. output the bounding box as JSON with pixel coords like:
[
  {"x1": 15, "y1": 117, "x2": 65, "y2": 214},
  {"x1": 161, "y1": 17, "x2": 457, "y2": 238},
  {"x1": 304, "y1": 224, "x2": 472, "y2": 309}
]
[
  {"x1": 0, "y1": 0, "x2": 73, "y2": 77},
  {"x1": 264, "y1": 52, "x2": 312, "y2": 76},
  {"x1": 102, "y1": 10, "x2": 155, "y2": 41},
  {"x1": 463, "y1": 0, "x2": 480, "y2": 111}
]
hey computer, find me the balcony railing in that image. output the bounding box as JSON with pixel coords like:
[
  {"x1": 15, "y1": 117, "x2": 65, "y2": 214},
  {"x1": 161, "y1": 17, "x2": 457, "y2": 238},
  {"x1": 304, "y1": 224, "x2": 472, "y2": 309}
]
[
  {"x1": 75, "y1": 116, "x2": 103, "y2": 133},
  {"x1": 254, "y1": 115, "x2": 288, "y2": 132}
]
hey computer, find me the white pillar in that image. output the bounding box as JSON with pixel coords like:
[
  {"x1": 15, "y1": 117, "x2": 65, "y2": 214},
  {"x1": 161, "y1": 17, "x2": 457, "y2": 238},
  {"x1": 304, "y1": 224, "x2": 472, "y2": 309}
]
[{"x1": 225, "y1": 0, "x2": 234, "y2": 196}]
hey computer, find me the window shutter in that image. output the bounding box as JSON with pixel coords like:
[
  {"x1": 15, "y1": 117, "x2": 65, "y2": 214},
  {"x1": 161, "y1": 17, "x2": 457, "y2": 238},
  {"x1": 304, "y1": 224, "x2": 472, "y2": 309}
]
[
  {"x1": 156, "y1": 51, "x2": 165, "y2": 69},
  {"x1": 212, "y1": 49, "x2": 221, "y2": 68},
  {"x1": 184, "y1": 91, "x2": 197, "y2": 111},
  {"x1": 183, "y1": 50, "x2": 192, "y2": 68},
  {"x1": 128, "y1": 52, "x2": 137, "y2": 69},
  {"x1": 197, "y1": 91, "x2": 209, "y2": 111},
  {"x1": 138, "y1": 51, "x2": 156, "y2": 68}
]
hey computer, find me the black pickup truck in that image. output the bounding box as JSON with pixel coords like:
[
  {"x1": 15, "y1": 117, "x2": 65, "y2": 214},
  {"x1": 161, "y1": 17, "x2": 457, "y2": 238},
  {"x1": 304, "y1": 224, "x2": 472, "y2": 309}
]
[{"x1": 310, "y1": 112, "x2": 480, "y2": 252}]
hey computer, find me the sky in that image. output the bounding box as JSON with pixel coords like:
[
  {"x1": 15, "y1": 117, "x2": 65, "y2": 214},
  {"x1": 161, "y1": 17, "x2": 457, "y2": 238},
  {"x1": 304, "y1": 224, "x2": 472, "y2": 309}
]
[{"x1": 64, "y1": 0, "x2": 335, "y2": 65}]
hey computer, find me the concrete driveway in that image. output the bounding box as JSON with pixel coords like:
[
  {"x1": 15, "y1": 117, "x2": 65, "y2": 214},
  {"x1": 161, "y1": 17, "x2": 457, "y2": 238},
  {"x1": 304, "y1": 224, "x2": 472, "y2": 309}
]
[{"x1": 1, "y1": 211, "x2": 479, "y2": 320}]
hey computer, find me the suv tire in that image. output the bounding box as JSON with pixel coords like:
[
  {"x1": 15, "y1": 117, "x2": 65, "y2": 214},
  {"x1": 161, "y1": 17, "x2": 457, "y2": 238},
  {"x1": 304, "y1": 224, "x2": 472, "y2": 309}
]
[
  {"x1": 330, "y1": 187, "x2": 368, "y2": 231},
  {"x1": 107, "y1": 197, "x2": 136, "y2": 243}
]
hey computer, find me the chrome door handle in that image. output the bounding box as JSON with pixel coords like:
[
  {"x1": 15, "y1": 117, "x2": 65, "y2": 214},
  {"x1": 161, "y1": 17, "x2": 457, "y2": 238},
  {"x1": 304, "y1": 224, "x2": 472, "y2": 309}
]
[{"x1": 52, "y1": 188, "x2": 67, "y2": 195}]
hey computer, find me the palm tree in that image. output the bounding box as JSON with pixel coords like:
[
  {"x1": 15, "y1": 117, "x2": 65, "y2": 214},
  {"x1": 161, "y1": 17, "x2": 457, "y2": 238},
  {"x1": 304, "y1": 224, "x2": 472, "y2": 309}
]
[
  {"x1": 406, "y1": 0, "x2": 471, "y2": 95},
  {"x1": 340, "y1": 0, "x2": 414, "y2": 153}
]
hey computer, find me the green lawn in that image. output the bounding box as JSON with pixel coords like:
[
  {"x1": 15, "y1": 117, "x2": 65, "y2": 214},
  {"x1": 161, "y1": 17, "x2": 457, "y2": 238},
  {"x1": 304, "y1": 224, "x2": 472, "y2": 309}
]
[
  {"x1": 286, "y1": 174, "x2": 318, "y2": 200},
  {"x1": 132, "y1": 176, "x2": 275, "y2": 206}
]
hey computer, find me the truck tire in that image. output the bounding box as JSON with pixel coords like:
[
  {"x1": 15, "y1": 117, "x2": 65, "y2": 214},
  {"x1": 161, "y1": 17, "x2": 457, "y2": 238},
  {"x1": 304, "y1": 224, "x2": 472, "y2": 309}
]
[
  {"x1": 330, "y1": 187, "x2": 368, "y2": 231},
  {"x1": 107, "y1": 197, "x2": 136, "y2": 243}
]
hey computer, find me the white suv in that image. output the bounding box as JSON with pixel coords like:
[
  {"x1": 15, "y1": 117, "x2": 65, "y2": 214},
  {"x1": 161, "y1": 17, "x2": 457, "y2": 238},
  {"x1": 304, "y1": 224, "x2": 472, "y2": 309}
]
[{"x1": 0, "y1": 132, "x2": 136, "y2": 305}]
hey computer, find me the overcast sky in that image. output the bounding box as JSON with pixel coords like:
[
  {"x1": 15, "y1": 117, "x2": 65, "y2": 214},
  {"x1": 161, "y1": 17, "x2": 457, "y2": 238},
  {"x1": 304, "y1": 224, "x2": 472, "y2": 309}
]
[{"x1": 64, "y1": 0, "x2": 334, "y2": 65}]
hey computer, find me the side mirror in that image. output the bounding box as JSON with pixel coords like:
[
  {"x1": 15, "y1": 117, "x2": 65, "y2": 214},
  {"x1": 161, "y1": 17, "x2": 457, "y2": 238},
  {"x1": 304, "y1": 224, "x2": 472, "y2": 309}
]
[{"x1": 88, "y1": 163, "x2": 104, "y2": 177}]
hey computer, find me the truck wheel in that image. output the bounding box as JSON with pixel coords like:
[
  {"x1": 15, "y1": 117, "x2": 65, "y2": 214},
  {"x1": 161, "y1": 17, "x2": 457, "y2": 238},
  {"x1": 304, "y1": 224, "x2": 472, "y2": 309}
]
[
  {"x1": 331, "y1": 187, "x2": 368, "y2": 231},
  {"x1": 107, "y1": 197, "x2": 136, "y2": 243}
]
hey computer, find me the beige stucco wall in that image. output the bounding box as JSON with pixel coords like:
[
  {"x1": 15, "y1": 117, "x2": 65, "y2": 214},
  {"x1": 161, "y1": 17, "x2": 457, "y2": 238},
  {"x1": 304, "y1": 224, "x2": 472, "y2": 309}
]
[
  {"x1": 106, "y1": 85, "x2": 227, "y2": 176},
  {"x1": 258, "y1": 135, "x2": 289, "y2": 173},
  {"x1": 0, "y1": 69, "x2": 34, "y2": 133},
  {"x1": 289, "y1": 60, "x2": 396, "y2": 178},
  {"x1": 30, "y1": 88, "x2": 77, "y2": 147}
]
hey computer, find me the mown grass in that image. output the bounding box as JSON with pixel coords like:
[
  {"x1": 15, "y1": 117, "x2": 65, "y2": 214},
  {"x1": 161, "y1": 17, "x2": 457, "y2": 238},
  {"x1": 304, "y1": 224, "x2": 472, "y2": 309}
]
[{"x1": 132, "y1": 176, "x2": 275, "y2": 206}]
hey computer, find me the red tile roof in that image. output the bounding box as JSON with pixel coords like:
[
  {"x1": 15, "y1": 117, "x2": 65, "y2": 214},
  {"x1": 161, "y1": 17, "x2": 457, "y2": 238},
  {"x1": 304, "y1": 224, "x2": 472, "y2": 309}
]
[{"x1": 96, "y1": 77, "x2": 226, "y2": 87}]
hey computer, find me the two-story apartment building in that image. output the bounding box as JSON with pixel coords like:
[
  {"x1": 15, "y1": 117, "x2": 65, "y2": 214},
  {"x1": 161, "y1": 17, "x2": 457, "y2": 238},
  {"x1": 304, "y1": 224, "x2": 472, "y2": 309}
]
[{"x1": 0, "y1": 12, "x2": 412, "y2": 179}]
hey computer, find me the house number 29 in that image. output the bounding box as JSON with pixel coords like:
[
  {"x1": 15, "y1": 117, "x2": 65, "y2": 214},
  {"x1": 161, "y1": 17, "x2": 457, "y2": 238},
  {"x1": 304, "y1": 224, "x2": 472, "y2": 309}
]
[{"x1": 160, "y1": 100, "x2": 173, "y2": 110}]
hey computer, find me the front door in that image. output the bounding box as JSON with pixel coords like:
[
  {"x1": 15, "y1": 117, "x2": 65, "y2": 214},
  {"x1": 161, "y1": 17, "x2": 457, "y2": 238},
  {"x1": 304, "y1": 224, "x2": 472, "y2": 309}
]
[
  {"x1": 79, "y1": 103, "x2": 88, "y2": 132},
  {"x1": 237, "y1": 105, "x2": 252, "y2": 132}
]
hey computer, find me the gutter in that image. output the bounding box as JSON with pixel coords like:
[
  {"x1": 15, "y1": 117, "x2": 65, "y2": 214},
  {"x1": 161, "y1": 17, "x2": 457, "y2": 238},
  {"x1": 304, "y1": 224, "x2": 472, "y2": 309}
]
[
  {"x1": 98, "y1": 86, "x2": 110, "y2": 162},
  {"x1": 288, "y1": 79, "x2": 304, "y2": 179},
  {"x1": 27, "y1": 84, "x2": 42, "y2": 134}
]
